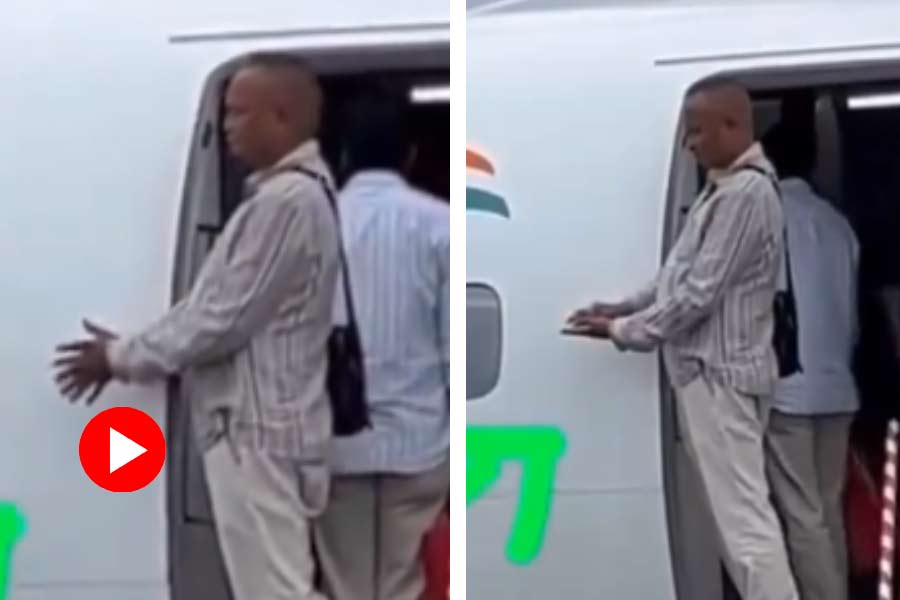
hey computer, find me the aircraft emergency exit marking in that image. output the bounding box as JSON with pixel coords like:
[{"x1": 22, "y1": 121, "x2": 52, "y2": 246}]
[
  {"x1": 0, "y1": 503, "x2": 25, "y2": 600},
  {"x1": 467, "y1": 426, "x2": 567, "y2": 565},
  {"x1": 466, "y1": 147, "x2": 510, "y2": 218}
]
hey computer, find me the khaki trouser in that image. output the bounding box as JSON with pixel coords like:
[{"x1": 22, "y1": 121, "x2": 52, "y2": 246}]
[
  {"x1": 203, "y1": 440, "x2": 329, "y2": 600},
  {"x1": 313, "y1": 460, "x2": 449, "y2": 600},
  {"x1": 677, "y1": 375, "x2": 799, "y2": 600},
  {"x1": 765, "y1": 411, "x2": 853, "y2": 600}
]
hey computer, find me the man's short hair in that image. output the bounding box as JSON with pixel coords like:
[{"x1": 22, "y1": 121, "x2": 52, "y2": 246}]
[
  {"x1": 686, "y1": 75, "x2": 746, "y2": 99},
  {"x1": 238, "y1": 52, "x2": 321, "y2": 108},
  {"x1": 341, "y1": 90, "x2": 411, "y2": 175},
  {"x1": 241, "y1": 52, "x2": 316, "y2": 80}
]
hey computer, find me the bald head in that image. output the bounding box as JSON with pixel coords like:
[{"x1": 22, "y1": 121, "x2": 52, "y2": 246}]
[
  {"x1": 684, "y1": 78, "x2": 755, "y2": 170},
  {"x1": 224, "y1": 53, "x2": 323, "y2": 169}
]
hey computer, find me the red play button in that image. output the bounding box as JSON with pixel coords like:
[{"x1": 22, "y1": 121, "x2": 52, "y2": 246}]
[{"x1": 79, "y1": 407, "x2": 166, "y2": 492}]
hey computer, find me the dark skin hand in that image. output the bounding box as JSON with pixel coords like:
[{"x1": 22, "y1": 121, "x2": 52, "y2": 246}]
[
  {"x1": 53, "y1": 320, "x2": 119, "y2": 405},
  {"x1": 561, "y1": 314, "x2": 613, "y2": 339}
]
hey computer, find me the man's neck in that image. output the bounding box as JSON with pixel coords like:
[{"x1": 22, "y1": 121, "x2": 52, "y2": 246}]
[
  {"x1": 723, "y1": 140, "x2": 754, "y2": 170},
  {"x1": 262, "y1": 138, "x2": 314, "y2": 170}
]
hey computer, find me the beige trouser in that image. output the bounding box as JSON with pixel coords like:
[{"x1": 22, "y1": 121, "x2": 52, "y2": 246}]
[
  {"x1": 313, "y1": 460, "x2": 449, "y2": 600},
  {"x1": 677, "y1": 375, "x2": 799, "y2": 600},
  {"x1": 203, "y1": 440, "x2": 329, "y2": 600},
  {"x1": 765, "y1": 411, "x2": 853, "y2": 600}
]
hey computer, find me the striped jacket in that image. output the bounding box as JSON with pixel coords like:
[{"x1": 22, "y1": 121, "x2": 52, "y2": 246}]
[
  {"x1": 108, "y1": 141, "x2": 340, "y2": 464},
  {"x1": 610, "y1": 143, "x2": 784, "y2": 396}
]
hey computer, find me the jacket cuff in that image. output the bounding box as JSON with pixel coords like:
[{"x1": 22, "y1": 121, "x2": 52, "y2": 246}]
[
  {"x1": 106, "y1": 339, "x2": 132, "y2": 383},
  {"x1": 610, "y1": 316, "x2": 658, "y2": 352},
  {"x1": 609, "y1": 319, "x2": 630, "y2": 351}
]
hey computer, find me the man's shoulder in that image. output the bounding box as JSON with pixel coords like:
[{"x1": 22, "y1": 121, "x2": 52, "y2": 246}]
[
  {"x1": 723, "y1": 165, "x2": 778, "y2": 198},
  {"x1": 255, "y1": 165, "x2": 332, "y2": 211},
  {"x1": 371, "y1": 183, "x2": 449, "y2": 226},
  {"x1": 816, "y1": 200, "x2": 858, "y2": 246},
  {"x1": 783, "y1": 185, "x2": 858, "y2": 247},
  {"x1": 791, "y1": 184, "x2": 852, "y2": 226},
  {"x1": 394, "y1": 188, "x2": 449, "y2": 251},
  {"x1": 413, "y1": 190, "x2": 449, "y2": 239},
  {"x1": 405, "y1": 187, "x2": 449, "y2": 220},
  {"x1": 712, "y1": 168, "x2": 779, "y2": 220}
]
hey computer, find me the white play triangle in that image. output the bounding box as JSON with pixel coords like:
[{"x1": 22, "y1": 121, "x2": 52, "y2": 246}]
[{"x1": 109, "y1": 427, "x2": 148, "y2": 474}]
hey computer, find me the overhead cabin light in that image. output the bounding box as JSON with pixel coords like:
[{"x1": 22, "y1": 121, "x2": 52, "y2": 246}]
[
  {"x1": 847, "y1": 91, "x2": 900, "y2": 110},
  {"x1": 410, "y1": 84, "x2": 450, "y2": 104}
]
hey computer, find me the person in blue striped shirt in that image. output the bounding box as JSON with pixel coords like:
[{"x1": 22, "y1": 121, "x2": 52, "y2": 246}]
[
  {"x1": 313, "y1": 90, "x2": 449, "y2": 600},
  {"x1": 762, "y1": 117, "x2": 860, "y2": 600}
]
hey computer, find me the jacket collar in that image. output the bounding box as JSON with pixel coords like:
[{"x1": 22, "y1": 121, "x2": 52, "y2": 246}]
[
  {"x1": 246, "y1": 139, "x2": 323, "y2": 195},
  {"x1": 708, "y1": 142, "x2": 775, "y2": 182}
]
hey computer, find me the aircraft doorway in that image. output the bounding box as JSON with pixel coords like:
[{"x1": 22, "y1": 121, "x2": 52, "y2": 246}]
[{"x1": 665, "y1": 67, "x2": 900, "y2": 600}]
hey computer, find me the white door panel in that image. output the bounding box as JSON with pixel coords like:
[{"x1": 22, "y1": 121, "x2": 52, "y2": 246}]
[
  {"x1": 11, "y1": 584, "x2": 168, "y2": 600},
  {"x1": 467, "y1": 14, "x2": 679, "y2": 596},
  {"x1": 1, "y1": 3, "x2": 189, "y2": 595},
  {"x1": 0, "y1": 50, "x2": 178, "y2": 586},
  {"x1": 467, "y1": 492, "x2": 674, "y2": 599}
]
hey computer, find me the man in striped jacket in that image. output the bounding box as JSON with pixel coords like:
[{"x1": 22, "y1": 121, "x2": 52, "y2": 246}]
[
  {"x1": 566, "y1": 79, "x2": 798, "y2": 600},
  {"x1": 53, "y1": 54, "x2": 338, "y2": 600}
]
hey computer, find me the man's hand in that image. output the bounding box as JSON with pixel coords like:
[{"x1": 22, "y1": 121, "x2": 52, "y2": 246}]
[
  {"x1": 561, "y1": 314, "x2": 613, "y2": 339},
  {"x1": 53, "y1": 320, "x2": 119, "y2": 405},
  {"x1": 566, "y1": 301, "x2": 622, "y2": 325}
]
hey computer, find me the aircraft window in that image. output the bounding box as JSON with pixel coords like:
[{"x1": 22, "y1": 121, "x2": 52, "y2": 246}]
[{"x1": 467, "y1": 283, "x2": 502, "y2": 400}]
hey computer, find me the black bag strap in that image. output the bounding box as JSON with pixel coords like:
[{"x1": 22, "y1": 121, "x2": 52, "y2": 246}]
[
  {"x1": 739, "y1": 164, "x2": 796, "y2": 297},
  {"x1": 290, "y1": 166, "x2": 358, "y2": 327}
]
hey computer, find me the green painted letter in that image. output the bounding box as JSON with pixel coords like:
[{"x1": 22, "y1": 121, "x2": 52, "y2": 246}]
[
  {"x1": 0, "y1": 503, "x2": 25, "y2": 600},
  {"x1": 467, "y1": 426, "x2": 566, "y2": 565}
]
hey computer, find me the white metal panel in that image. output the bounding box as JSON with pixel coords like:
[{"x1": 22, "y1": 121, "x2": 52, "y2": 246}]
[
  {"x1": 11, "y1": 585, "x2": 167, "y2": 600},
  {"x1": 467, "y1": 492, "x2": 674, "y2": 599},
  {"x1": 0, "y1": 2, "x2": 183, "y2": 590},
  {"x1": 467, "y1": 10, "x2": 675, "y2": 496},
  {"x1": 467, "y1": 13, "x2": 677, "y2": 597}
]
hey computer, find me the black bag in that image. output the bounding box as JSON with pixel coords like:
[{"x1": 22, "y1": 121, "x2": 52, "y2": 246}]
[
  {"x1": 741, "y1": 165, "x2": 802, "y2": 378},
  {"x1": 293, "y1": 167, "x2": 371, "y2": 436},
  {"x1": 772, "y1": 258, "x2": 802, "y2": 377}
]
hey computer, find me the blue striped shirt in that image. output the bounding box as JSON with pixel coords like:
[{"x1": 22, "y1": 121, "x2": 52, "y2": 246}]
[
  {"x1": 774, "y1": 178, "x2": 860, "y2": 415},
  {"x1": 330, "y1": 171, "x2": 449, "y2": 475}
]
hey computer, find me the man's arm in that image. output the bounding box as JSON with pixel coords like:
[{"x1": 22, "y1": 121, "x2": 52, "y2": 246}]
[
  {"x1": 568, "y1": 278, "x2": 657, "y2": 326},
  {"x1": 107, "y1": 187, "x2": 320, "y2": 383},
  {"x1": 616, "y1": 278, "x2": 658, "y2": 316},
  {"x1": 611, "y1": 182, "x2": 770, "y2": 351}
]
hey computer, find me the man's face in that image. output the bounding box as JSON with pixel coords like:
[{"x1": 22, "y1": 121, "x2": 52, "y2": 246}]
[
  {"x1": 223, "y1": 68, "x2": 282, "y2": 168},
  {"x1": 684, "y1": 93, "x2": 728, "y2": 170}
]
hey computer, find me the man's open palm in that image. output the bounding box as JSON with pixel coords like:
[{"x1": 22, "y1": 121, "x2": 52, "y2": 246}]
[{"x1": 53, "y1": 320, "x2": 119, "y2": 405}]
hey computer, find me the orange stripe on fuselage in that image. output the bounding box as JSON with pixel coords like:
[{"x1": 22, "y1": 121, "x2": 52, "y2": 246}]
[{"x1": 466, "y1": 149, "x2": 495, "y2": 175}]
